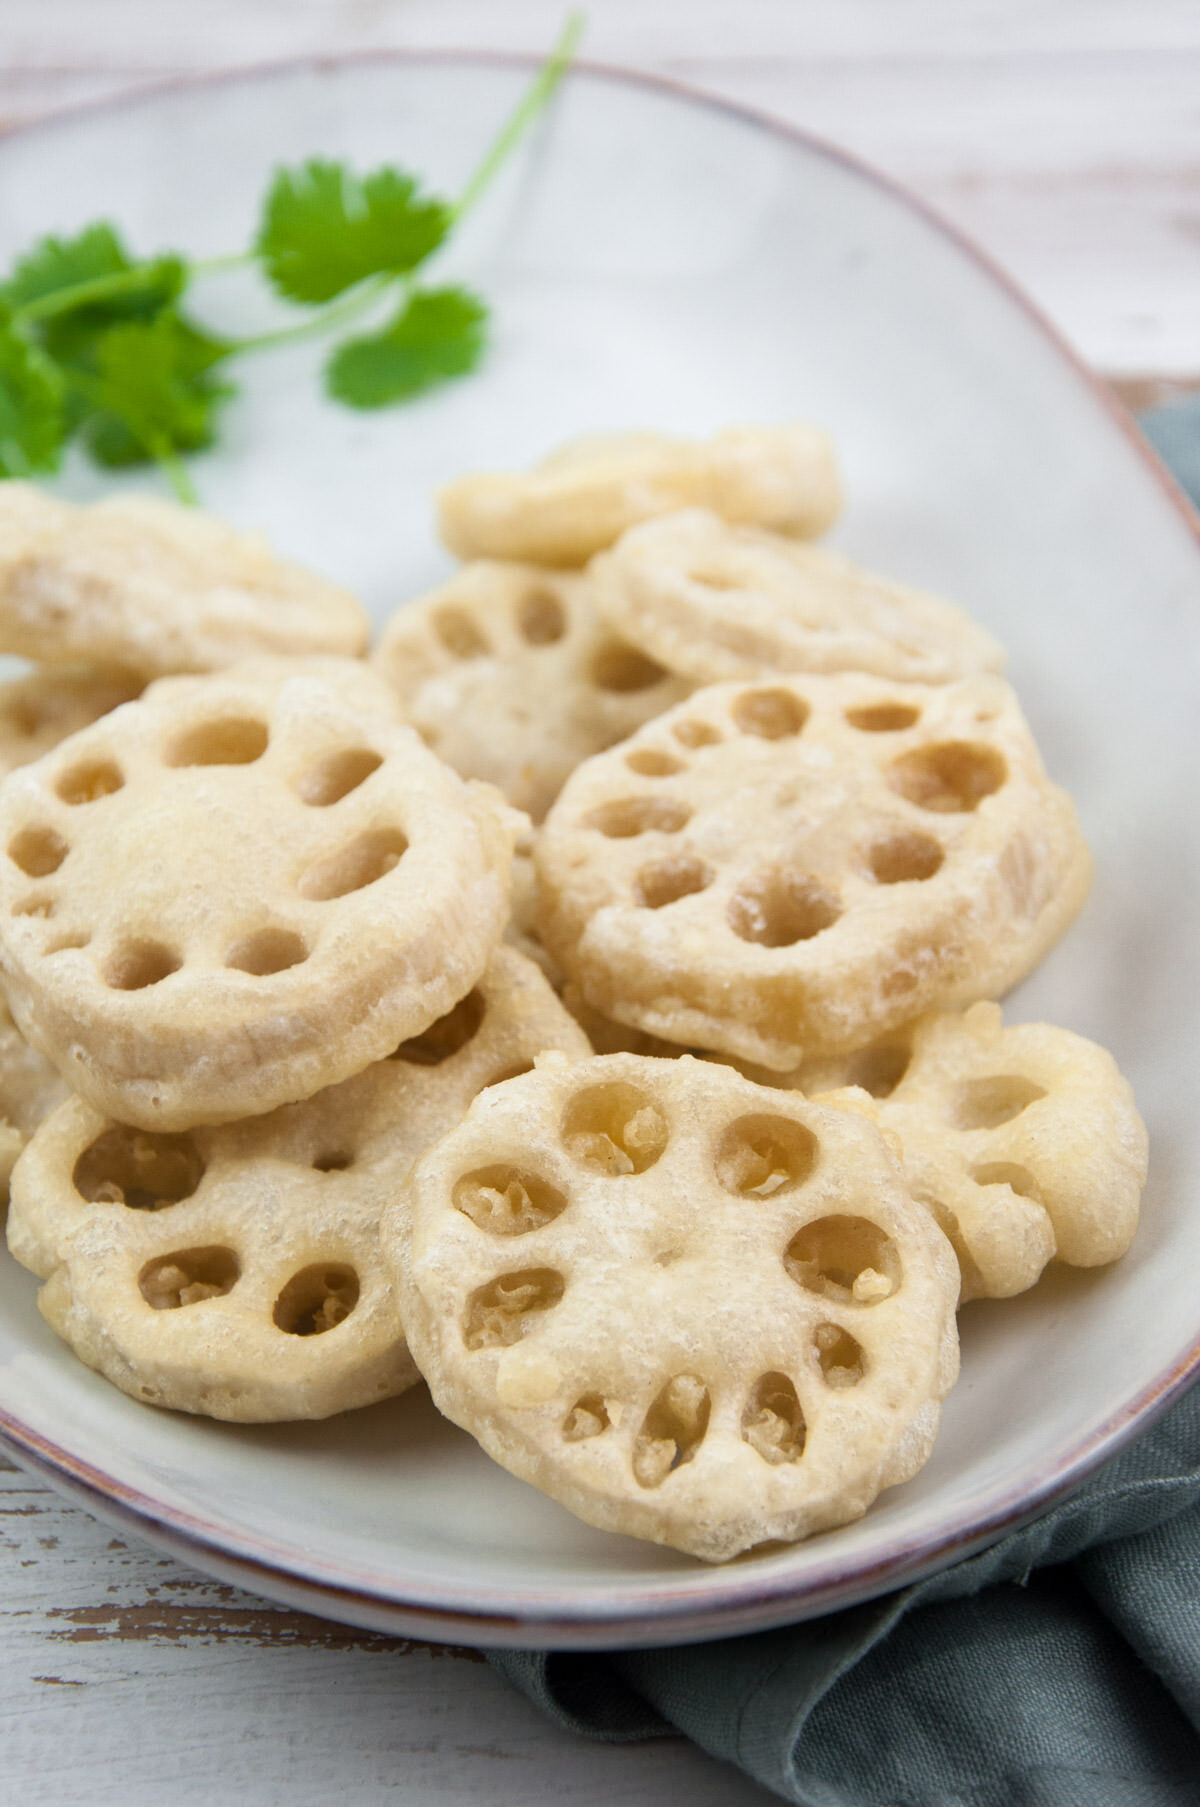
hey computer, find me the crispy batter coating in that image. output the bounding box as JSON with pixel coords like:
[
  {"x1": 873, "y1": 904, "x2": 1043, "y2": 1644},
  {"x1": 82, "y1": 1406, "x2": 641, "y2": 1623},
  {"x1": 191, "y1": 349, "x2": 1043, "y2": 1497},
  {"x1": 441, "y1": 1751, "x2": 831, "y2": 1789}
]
[
  {"x1": 593, "y1": 508, "x2": 1005, "y2": 686},
  {"x1": 0, "y1": 664, "x2": 519, "y2": 1127},
  {"x1": 0, "y1": 486, "x2": 368, "y2": 675},
  {"x1": 373, "y1": 561, "x2": 688, "y2": 821},
  {"x1": 536, "y1": 673, "x2": 1091, "y2": 1070},
  {"x1": 437, "y1": 424, "x2": 840, "y2": 567},
  {"x1": 389, "y1": 1052, "x2": 959, "y2": 1560},
  {"x1": 809, "y1": 1002, "x2": 1148, "y2": 1301},
  {"x1": 8, "y1": 949, "x2": 589, "y2": 1420}
]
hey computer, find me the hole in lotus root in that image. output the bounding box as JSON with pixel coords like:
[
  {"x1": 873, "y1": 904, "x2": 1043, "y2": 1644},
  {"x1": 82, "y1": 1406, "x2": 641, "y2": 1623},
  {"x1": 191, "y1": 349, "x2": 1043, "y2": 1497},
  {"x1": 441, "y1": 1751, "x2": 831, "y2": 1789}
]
[
  {"x1": 56, "y1": 760, "x2": 123, "y2": 804},
  {"x1": 434, "y1": 605, "x2": 489, "y2": 659},
  {"x1": 838, "y1": 1035, "x2": 913, "y2": 1099},
  {"x1": 846, "y1": 702, "x2": 921, "y2": 732},
  {"x1": 953, "y1": 1075, "x2": 1047, "y2": 1131},
  {"x1": 454, "y1": 1166, "x2": 567, "y2": 1235},
  {"x1": 8, "y1": 826, "x2": 67, "y2": 878},
  {"x1": 716, "y1": 1114, "x2": 817, "y2": 1198},
  {"x1": 742, "y1": 1373, "x2": 806, "y2": 1464},
  {"x1": 563, "y1": 1083, "x2": 669, "y2": 1176},
  {"x1": 971, "y1": 1161, "x2": 1041, "y2": 1201},
  {"x1": 74, "y1": 1127, "x2": 205, "y2": 1211},
  {"x1": 625, "y1": 748, "x2": 684, "y2": 778},
  {"x1": 225, "y1": 927, "x2": 308, "y2": 976},
  {"x1": 868, "y1": 832, "x2": 944, "y2": 884},
  {"x1": 104, "y1": 940, "x2": 181, "y2": 990},
  {"x1": 273, "y1": 1263, "x2": 360, "y2": 1336},
  {"x1": 632, "y1": 1375, "x2": 710, "y2": 1488},
  {"x1": 563, "y1": 1394, "x2": 611, "y2": 1442},
  {"x1": 14, "y1": 895, "x2": 54, "y2": 918},
  {"x1": 166, "y1": 718, "x2": 268, "y2": 767},
  {"x1": 46, "y1": 929, "x2": 90, "y2": 954},
  {"x1": 313, "y1": 1150, "x2": 352, "y2": 1172},
  {"x1": 296, "y1": 747, "x2": 382, "y2": 806},
  {"x1": 728, "y1": 873, "x2": 840, "y2": 947},
  {"x1": 585, "y1": 797, "x2": 690, "y2": 838},
  {"x1": 887, "y1": 742, "x2": 1007, "y2": 813},
  {"x1": 463, "y1": 1269, "x2": 564, "y2": 1350},
  {"x1": 139, "y1": 1246, "x2": 239, "y2": 1310},
  {"x1": 784, "y1": 1215, "x2": 900, "y2": 1305},
  {"x1": 673, "y1": 719, "x2": 721, "y2": 749},
  {"x1": 483, "y1": 1060, "x2": 535, "y2": 1089},
  {"x1": 298, "y1": 828, "x2": 408, "y2": 900},
  {"x1": 731, "y1": 688, "x2": 809, "y2": 740},
  {"x1": 815, "y1": 1322, "x2": 866, "y2": 1388},
  {"x1": 636, "y1": 856, "x2": 713, "y2": 910},
  {"x1": 588, "y1": 642, "x2": 668, "y2": 693},
  {"x1": 391, "y1": 989, "x2": 485, "y2": 1064},
  {"x1": 515, "y1": 586, "x2": 566, "y2": 645}
]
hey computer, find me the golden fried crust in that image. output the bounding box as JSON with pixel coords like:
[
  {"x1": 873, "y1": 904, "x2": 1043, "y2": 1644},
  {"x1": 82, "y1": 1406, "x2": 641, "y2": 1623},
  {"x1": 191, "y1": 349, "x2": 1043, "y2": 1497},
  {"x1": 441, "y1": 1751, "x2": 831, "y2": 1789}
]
[
  {"x1": 535, "y1": 673, "x2": 1092, "y2": 1070},
  {"x1": 373, "y1": 561, "x2": 689, "y2": 822},
  {"x1": 811, "y1": 1002, "x2": 1148, "y2": 1301},
  {"x1": 7, "y1": 948, "x2": 590, "y2": 1421},
  {"x1": 0, "y1": 666, "x2": 144, "y2": 781},
  {"x1": 388, "y1": 1052, "x2": 959, "y2": 1561},
  {"x1": 592, "y1": 508, "x2": 1006, "y2": 686},
  {"x1": 436, "y1": 424, "x2": 841, "y2": 567},
  {"x1": 0, "y1": 998, "x2": 67, "y2": 1204},
  {"x1": 0, "y1": 486, "x2": 368, "y2": 675},
  {"x1": 0, "y1": 666, "x2": 520, "y2": 1128}
]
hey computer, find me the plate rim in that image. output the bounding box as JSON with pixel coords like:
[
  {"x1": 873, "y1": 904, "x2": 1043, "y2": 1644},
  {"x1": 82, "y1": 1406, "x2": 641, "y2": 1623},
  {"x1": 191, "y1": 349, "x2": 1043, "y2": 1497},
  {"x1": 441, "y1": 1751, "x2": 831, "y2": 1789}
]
[{"x1": 0, "y1": 46, "x2": 1197, "y2": 1651}]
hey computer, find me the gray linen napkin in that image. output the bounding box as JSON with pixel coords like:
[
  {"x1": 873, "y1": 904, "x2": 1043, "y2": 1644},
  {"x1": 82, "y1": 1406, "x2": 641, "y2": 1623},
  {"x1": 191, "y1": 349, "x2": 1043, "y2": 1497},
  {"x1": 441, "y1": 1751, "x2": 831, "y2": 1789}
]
[{"x1": 487, "y1": 400, "x2": 1200, "y2": 1807}]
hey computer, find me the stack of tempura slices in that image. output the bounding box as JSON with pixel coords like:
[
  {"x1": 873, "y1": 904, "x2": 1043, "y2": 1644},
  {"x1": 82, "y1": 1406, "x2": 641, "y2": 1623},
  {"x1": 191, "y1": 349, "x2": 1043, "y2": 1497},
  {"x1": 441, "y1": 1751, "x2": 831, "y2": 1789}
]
[{"x1": 0, "y1": 431, "x2": 1147, "y2": 1564}]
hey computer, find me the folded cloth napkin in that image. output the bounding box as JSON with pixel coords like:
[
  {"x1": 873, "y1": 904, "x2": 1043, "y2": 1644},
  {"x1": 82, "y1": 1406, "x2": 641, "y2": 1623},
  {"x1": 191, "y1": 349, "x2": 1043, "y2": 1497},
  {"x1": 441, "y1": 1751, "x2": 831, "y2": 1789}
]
[{"x1": 488, "y1": 401, "x2": 1200, "y2": 1807}]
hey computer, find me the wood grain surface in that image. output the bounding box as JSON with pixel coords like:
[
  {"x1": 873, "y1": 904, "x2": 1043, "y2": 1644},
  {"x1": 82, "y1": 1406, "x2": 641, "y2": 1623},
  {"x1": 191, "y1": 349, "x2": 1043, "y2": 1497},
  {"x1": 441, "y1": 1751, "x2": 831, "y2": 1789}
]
[
  {"x1": 0, "y1": 4, "x2": 1195, "y2": 1801},
  {"x1": 0, "y1": 1453, "x2": 777, "y2": 1803}
]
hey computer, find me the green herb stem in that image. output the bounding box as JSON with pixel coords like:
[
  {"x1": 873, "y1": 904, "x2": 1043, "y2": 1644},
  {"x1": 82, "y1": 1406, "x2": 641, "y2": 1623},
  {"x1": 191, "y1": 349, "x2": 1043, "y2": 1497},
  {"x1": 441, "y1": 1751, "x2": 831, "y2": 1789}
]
[
  {"x1": 189, "y1": 251, "x2": 255, "y2": 277},
  {"x1": 449, "y1": 10, "x2": 584, "y2": 225},
  {"x1": 0, "y1": 13, "x2": 584, "y2": 494},
  {"x1": 12, "y1": 265, "x2": 166, "y2": 325},
  {"x1": 57, "y1": 364, "x2": 198, "y2": 505},
  {"x1": 227, "y1": 272, "x2": 396, "y2": 356},
  {"x1": 145, "y1": 435, "x2": 199, "y2": 505}
]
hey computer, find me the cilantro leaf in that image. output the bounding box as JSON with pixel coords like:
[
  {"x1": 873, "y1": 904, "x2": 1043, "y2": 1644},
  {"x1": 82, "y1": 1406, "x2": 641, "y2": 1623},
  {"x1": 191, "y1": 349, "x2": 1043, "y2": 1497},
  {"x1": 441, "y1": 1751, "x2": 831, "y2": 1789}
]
[
  {"x1": 257, "y1": 160, "x2": 450, "y2": 304},
  {"x1": 0, "y1": 321, "x2": 66, "y2": 477},
  {"x1": 4, "y1": 223, "x2": 130, "y2": 308},
  {"x1": 325, "y1": 286, "x2": 487, "y2": 409},
  {"x1": 82, "y1": 314, "x2": 234, "y2": 468},
  {"x1": 2, "y1": 223, "x2": 184, "y2": 324}
]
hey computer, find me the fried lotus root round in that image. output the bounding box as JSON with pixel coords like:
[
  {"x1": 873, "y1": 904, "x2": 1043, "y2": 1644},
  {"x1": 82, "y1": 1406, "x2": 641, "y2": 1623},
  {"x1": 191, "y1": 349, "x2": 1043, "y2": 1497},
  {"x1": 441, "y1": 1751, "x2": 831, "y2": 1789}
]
[
  {"x1": 535, "y1": 673, "x2": 1092, "y2": 1071},
  {"x1": 436, "y1": 424, "x2": 841, "y2": 567},
  {"x1": 0, "y1": 668, "x2": 519, "y2": 1129},
  {"x1": 6, "y1": 948, "x2": 590, "y2": 1420},
  {"x1": 592, "y1": 509, "x2": 1006, "y2": 687},
  {"x1": 0, "y1": 998, "x2": 67, "y2": 1205},
  {"x1": 0, "y1": 485, "x2": 368, "y2": 675},
  {"x1": 372, "y1": 561, "x2": 689, "y2": 821},
  {"x1": 389, "y1": 1053, "x2": 959, "y2": 1561},
  {"x1": 809, "y1": 1002, "x2": 1148, "y2": 1302},
  {"x1": 0, "y1": 665, "x2": 144, "y2": 781}
]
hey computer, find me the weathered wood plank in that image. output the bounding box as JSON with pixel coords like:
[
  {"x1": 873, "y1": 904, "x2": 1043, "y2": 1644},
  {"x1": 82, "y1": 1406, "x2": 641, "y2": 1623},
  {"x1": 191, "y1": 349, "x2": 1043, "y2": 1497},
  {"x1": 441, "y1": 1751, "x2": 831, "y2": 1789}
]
[{"x1": 0, "y1": 1460, "x2": 774, "y2": 1803}]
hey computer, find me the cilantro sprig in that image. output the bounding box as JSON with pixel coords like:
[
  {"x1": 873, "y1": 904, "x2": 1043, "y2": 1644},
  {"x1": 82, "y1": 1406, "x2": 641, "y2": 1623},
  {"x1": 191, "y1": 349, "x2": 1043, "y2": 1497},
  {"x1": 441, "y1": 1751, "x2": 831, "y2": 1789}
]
[{"x1": 0, "y1": 14, "x2": 583, "y2": 502}]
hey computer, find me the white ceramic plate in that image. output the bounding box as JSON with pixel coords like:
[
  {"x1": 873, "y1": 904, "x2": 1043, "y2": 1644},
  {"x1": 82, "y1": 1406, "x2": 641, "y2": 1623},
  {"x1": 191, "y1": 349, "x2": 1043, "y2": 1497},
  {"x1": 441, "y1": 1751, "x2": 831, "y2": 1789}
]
[{"x1": 0, "y1": 53, "x2": 1197, "y2": 1650}]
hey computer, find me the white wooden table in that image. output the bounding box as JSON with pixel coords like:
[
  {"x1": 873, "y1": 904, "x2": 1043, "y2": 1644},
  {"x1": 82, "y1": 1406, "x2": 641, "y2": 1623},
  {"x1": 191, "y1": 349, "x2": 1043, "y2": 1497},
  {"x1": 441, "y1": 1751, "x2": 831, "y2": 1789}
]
[{"x1": 1, "y1": 5, "x2": 1197, "y2": 1801}]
